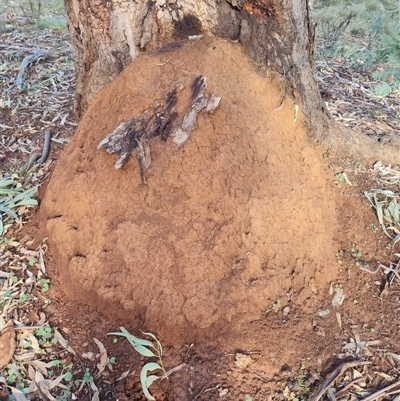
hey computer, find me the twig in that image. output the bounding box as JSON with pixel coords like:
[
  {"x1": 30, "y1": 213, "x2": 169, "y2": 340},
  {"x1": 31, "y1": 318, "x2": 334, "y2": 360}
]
[
  {"x1": 361, "y1": 379, "x2": 400, "y2": 401},
  {"x1": 359, "y1": 261, "x2": 400, "y2": 282},
  {"x1": 0, "y1": 324, "x2": 45, "y2": 336},
  {"x1": 334, "y1": 377, "x2": 365, "y2": 398},
  {"x1": 15, "y1": 49, "x2": 48, "y2": 87},
  {"x1": 192, "y1": 385, "x2": 219, "y2": 400},
  {"x1": 311, "y1": 361, "x2": 372, "y2": 401},
  {"x1": 249, "y1": 369, "x2": 269, "y2": 383},
  {"x1": 165, "y1": 363, "x2": 186, "y2": 377},
  {"x1": 155, "y1": 59, "x2": 169, "y2": 66}
]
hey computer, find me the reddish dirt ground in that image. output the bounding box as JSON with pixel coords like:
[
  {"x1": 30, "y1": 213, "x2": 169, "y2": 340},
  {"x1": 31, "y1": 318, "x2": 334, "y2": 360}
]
[{"x1": 32, "y1": 38, "x2": 400, "y2": 400}]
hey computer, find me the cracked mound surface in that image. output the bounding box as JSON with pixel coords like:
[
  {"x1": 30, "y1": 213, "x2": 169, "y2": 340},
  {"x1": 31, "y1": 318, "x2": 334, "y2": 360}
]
[{"x1": 41, "y1": 38, "x2": 340, "y2": 344}]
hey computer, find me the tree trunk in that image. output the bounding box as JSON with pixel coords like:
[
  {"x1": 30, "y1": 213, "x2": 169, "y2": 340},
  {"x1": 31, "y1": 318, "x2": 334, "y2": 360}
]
[{"x1": 65, "y1": 0, "x2": 399, "y2": 161}]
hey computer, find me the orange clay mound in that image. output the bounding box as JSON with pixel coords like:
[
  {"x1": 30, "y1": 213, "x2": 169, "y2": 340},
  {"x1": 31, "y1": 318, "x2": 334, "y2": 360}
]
[{"x1": 41, "y1": 38, "x2": 340, "y2": 344}]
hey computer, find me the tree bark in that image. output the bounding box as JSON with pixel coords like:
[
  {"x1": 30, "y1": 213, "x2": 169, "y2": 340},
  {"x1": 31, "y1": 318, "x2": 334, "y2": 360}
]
[{"x1": 65, "y1": 0, "x2": 399, "y2": 161}]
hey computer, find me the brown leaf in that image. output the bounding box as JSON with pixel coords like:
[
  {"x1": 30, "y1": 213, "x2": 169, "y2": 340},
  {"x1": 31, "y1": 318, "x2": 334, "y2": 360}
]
[
  {"x1": 94, "y1": 338, "x2": 107, "y2": 375},
  {"x1": 0, "y1": 330, "x2": 16, "y2": 369}
]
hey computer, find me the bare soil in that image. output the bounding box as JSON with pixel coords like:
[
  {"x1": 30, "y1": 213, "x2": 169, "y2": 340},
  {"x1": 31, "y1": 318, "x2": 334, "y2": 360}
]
[{"x1": 35, "y1": 38, "x2": 400, "y2": 400}]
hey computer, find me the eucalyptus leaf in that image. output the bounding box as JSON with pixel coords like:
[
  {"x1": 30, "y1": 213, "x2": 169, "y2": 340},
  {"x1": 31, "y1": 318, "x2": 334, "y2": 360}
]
[
  {"x1": 142, "y1": 331, "x2": 163, "y2": 356},
  {"x1": 0, "y1": 178, "x2": 15, "y2": 187},
  {"x1": 0, "y1": 188, "x2": 21, "y2": 195},
  {"x1": 145, "y1": 374, "x2": 161, "y2": 388},
  {"x1": 387, "y1": 201, "x2": 399, "y2": 223},
  {"x1": 11, "y1": 186, "x2": 38, "y2": 203},
  {"x1": 0, "y1": 206, "x2": 18, "y2": 219},
  {"x1": 107, "y1": 329, "x2": 156, "y2": 357},
  {"x1": 140, "y1": 362, "x2": 163, "y2": 401},
  {"x1": 14, "y1": 199, "x2": 39, "y2": 207},
  {"x1": 133, "y1": 344, "x2": 156, "y2": 358},
  {"x1": 119, "y1": 327, "x2": 155, "y2": 347}
]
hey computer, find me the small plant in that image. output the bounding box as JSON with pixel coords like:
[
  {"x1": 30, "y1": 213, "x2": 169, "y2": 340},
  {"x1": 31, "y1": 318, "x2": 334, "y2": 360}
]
[
  {"x1": 108, "y1": 327, "x2": 166, "y2": 400},
  {"x1": 35, "y1": 326, "x2": 53, "y2": 345},
  {"x1": 36, "y1": 15, "x2": 67, "y2": 31},
  {"x1": 0, "y1": 176, "x2": 38, "y2": 235},
  {"x1": 39, "y1": 278, "x2": 51, "y2": 292},
  {"x1": 314, "y1": 0, "x2": 400, "y2": 95},
  {"x1": 74, "y1": 368, "x2": 93, "y2": 386}
]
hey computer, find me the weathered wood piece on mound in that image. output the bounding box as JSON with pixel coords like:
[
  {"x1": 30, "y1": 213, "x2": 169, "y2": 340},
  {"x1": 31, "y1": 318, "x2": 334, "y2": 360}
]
[
  {"x1": 97, "y1": 75, "x2": 221, "y2": 183},
  {"x1": 173, "y1": 76, "x2": 221, "y2": 146}
]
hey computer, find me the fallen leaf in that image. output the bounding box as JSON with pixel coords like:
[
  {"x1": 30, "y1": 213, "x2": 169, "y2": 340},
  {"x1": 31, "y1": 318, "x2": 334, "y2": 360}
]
[
  {"x1": 94, "y1": 338, "x2": 108, "y2": 375},
  {"x1": 54, "y1": 328, "x2": 76, "y2": 355},
  {"x1": 9, "y1": 386, "x2": 29, "y2": 401},
  {"x1": 0, "y1": 330, "x2": 16, "y2": 369},
  {"x1": 116, "y1": 369, "x2": 131, "y2": 381}
]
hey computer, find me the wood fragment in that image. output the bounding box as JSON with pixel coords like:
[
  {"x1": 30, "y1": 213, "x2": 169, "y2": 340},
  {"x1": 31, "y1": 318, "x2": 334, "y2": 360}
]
[
  {"x1": 173, "y1": 75, "x2": 221, "y2": 146},
  {"x1": 136, "y1": 139, "x2": 151, "y2": 184},
  {"x1": 98, "y1": 85, "x2": 180, "y2": 173},
  {"x1": 98, "y1": 75, "x2": 221, "y2": 183}
]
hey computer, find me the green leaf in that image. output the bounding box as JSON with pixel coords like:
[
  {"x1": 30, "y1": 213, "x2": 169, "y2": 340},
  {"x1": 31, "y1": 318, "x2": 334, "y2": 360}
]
[
  {"x1": 0, "y1": 188, "x2": 21, "y2": 195},
  {"x1": 140, "y1": 363, "x2": 163, "y2": 401},
  {"x1": 119, "y1": 327, "x2": 154, "y2": 347},
  {"x1": 0, "y1": 206, "x2": 18, "y2": 219},
  {"x1": 0, "y1": 178, "x2": 16, "y2": 188},
  {"x1": 14, "y1": 199, "x2": 38, "y2": 207},
  {"x1": 11, "y1": 186, "x2": 38, "y2": 204},
  {"x1": 142, "y1": 331, "x2": 163, "y2": 356},
  {"x1": 145, "y1": 375, "x2": 160, "y2": 388},
  {"x1": 64, "y1": 371, "x2": 73, "y2": 382},
  {"x1": 107, "y1": 327, "x2": 156, "y2": 357},
  {"x1": 375, "y1": 82, "x2": 392, "y2": 96}
]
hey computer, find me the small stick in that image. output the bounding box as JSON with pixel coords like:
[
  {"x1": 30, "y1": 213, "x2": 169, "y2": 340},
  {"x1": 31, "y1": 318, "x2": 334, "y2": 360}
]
[
  {"x1": 359, "y1": 262, "x2": 400, "y2": 282},
  {"x1": 165, "y1": 363, "x2": 186, "y2": 377},
  {"x1": 334, "y1": 377, "x2": 365, "y2": 398},
  {"x1": 361, "y1": 379, "x2": 400, "y2": 401},
  {"x1": 0, "y1": 324, "x2": 45, "y2": 336},
  {"x1": 311, "y1": 361, "x2": 372, "y2": 401}
]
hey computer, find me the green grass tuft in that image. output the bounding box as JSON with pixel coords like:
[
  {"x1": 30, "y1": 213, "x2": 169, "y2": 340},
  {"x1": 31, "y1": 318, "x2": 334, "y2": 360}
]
[
  {"x1": 36, "y1": 14, "x2": 67, "y2": 30},
  {"x1": 314, "y1": 0, "x2": 400, "y2": 95}
]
